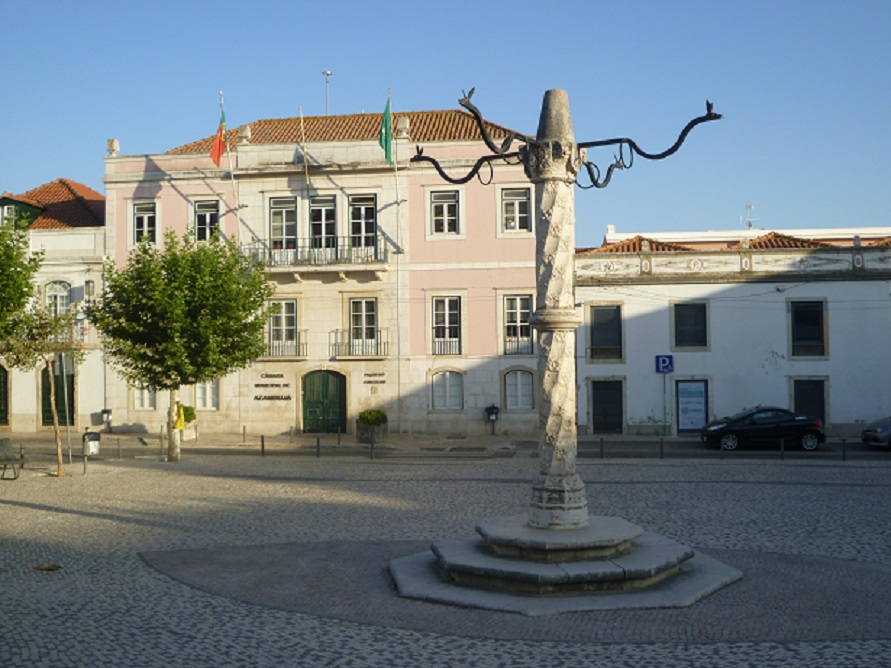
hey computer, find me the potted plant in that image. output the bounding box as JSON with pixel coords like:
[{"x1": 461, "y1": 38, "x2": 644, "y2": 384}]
[{"x1": 356, "y1": 409, "x2": 388, "y2": 444}]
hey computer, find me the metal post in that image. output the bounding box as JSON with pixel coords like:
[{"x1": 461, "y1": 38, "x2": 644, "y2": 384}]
[
  {"x1": 660, "y1": 438, "x2": 664, "y2": 460},
  {"x1": 118, "y1": 438, "x2": 122, "y2": 460},
  {"x1": 370, "y1": 435, "x2": 375, "y2": 460},
  {"x1": 83, "y1": 454, "x2": 87, "y2": 475},
  {"x1": 781, "y1": 437, "x2": 785, "y2": 461},
  {"x1": 261, "y1": 435, "x2": 265, "y2": 457},
  {"x1": 842, "y1": 438, "x2": 847, "y2": 462},
  {"x1": 242, "y1": 425, "x2": 247, "y2": 445},
  {"x1": 600, "y1": 437, "x2": 604, "y2": 459},
  {"x1": 316, "y1": 436, "x2": 321, "y2": 458}
]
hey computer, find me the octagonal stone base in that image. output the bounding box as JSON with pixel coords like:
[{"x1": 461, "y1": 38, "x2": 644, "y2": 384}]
[{"x1": 389, "y1": 514, "x2": 742, "y2": 615}]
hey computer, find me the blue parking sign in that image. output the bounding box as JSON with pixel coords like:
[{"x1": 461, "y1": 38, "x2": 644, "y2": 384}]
[{"x1": 656, "y1": 355, "x2": 674, "y2": 373}]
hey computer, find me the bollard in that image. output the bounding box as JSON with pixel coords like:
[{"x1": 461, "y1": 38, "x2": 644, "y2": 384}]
[
  {"x1": 83, "y1": 454, "x2": 88, "y2": 475},
  {"x1": 842, "y1": 438, "x2": 847, "y2": 462},
  {"x1": 316, "y1": 436, "x2": 321, "y2": 458},
  {"x1": 600, "y1": 437, "x2": 604, "y2": 459},
  {"x1": 242, "y1": 425, "x2": 247, "y2": 445},
  {"x1": 118, "y1": 438, "x2": 122, "y2": 460},
  {"x1": 659, "y1": 438, "x2": 664, "y2": 460},
  {"x1": 370, "y1": 435, "x2": 375, "y2": 460},
  {"x1": 289, "y1": 426, "x2": 293, "y2": 445},
  {"x1": 781, "y1": 437, "x2": 785, "y2": 461},
  {"x1": 159, "y1": 428, "x2": 165, "y2": 462},
  {"x1": 337, "y1": 425, "x2": 341, "y2": 446},
  {"x1": 261, "y1": 435, "x2": 265, "y2": 457}
]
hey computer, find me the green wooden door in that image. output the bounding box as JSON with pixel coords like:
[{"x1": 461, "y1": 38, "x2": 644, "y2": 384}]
[
  {"x1": 302, "y1": 370, "x2": 346, "y2": 433},
  {"x1": 41, "y1": 367, "x2": 75, "y2": 427}
]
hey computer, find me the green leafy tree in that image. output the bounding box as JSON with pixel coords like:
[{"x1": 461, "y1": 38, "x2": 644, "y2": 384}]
[
  {"x1": 0, "y1": 307, "x2": 85, "y2": 476},
  {"x1": 85, "y1": 230, "x2": 274, "y2": 461},
  {"x1": 0, "y1": 217, "x2": 43, "y2": 338}
]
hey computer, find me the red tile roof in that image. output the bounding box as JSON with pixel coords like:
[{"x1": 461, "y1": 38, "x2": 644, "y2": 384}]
[
  {"x1": 166, "y1": 109, "x2": 518, "y2": 155},
  {"x1": 2, "y1": 179, "x2": 104, "y2": 229},
  {"x1": 868, "y1": 237, "x2": 891, "y2": 247},
  {"x1": 578, "y1": 235, "x2": 693, "y2": 254},
  {"x1": 728, "y1": 232, "x2": 832, "y2": 250}
]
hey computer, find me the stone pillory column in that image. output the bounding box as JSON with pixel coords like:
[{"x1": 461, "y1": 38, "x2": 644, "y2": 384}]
[{"x1": 523, "y1": 90, "x2": 588, "y2": 530}]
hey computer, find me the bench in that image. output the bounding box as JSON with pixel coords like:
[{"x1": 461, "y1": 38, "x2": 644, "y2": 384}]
[{"x1": 0, "y1": 438, "x2": 26, "y2": 480}]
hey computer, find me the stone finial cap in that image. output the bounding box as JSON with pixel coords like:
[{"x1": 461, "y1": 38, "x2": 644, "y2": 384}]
[{"x1": 536, "y1": 90, "x2": 575, "y2": 144}]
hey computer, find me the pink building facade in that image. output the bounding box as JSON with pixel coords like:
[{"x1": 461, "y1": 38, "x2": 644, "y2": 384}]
[{"x1": 101, "y1": 110, "x2": 539, "y2": 438}]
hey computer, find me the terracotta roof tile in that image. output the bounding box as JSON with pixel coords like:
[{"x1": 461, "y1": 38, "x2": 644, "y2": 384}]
[
  {"x1": 728, "y1": 232, "x2": 831, "y2": 250},
  {"x1": 4, "y1": 178, "x2": 104, "y2": 230},
  {"x1": 868, "y1": 237, "x2": 891, "y2": 247},
  {"x1": 578, "y1": 235, "x2": 693, "y2": 253},
  {"x1": 165, "y1": 109, "x2": 518, "y2": 155}
]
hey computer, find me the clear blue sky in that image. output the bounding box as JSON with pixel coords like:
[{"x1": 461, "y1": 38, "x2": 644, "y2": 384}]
[{"x1": 3, "y1": 0, "x2": 889, "y2": 244}]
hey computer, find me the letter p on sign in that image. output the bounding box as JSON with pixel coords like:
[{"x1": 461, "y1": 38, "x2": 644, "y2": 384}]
[{"x1": 656, "y1": 355, "x2": 674, "y2": 373}]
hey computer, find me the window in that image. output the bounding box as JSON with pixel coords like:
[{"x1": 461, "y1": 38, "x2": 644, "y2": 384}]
[
  {"x1": 195, "y1": 379, "x2": 220, "y2": 410},
  {"x1": 195, "y1": 201, "x2": 219, "y2": 241},
  {"x1": 268, "y1": 300, "x2": 298, "y2": 356},
  {"x1": 505, "y1": 370, "x2": 534, "y2": 410},
  {"x1": 590, "y1": 380, "x2": 623, "y2": 433},
  {"x1": 674, "y1": 302, "x2": 708, "y2": 348},
  {"x1": 432, "y1": 370, "x2": 463, "y2": 410},
  {"x1": 502, "y1": 188, "x2": 531, "y2": 232},
  {"x1": 431, "y1": 191, "x2": 459, "y2": 234},
  {"x1": 133, "y1": 385, "x2": 156, "y2": 410},
  {"x1": 349, "y1": 195, "x2": 376, "y2": 248},
  {"x1": 433, "y1": 297, "x2": 461, "y2": 355},
  {"x1": 270, "y1": 198, "x2": 297, "y2": 251},
  {"x1": 589, "y1": 305, "x2": 622, "y2": 360},
  {"x1": 310, "y1": 195, "x2": 337, "y2": 249},
  {"x1": 45, "y1": 281, "x2": 71, "y2": 316},
  {"x1": 350, "y1": 298, "x2": 378, "y2": 355},
  {"x1": 1, "y1": 204, "x2": 17, "y2": 227},
  {"x1": 791, "y1": 301, "x2": 826, "y2": 356},
  {"x1": 504, "y1": 295, "x2": 533, "y2": 354},
  {"x1": 134, "y1": 202, "x2": 156, "y2": 244}
]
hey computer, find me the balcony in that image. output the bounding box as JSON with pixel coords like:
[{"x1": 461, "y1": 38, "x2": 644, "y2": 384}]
[
  {"x1": 330, "y1": 329, "x2": 390, "y2": 358},
  {"x1": 504, "y1": 336, "x2": 533, "y2": 355},
  {"x1": 433, "y1": 337, "x2": 462, "y2": 356},
  {"x1": 243, "y1": 236, "x2": 388, "y2": 270},
  {"x1": 265, "y1": 331, "x2": 308, "y2": 357}
]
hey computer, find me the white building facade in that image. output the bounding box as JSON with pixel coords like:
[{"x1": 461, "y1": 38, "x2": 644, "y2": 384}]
[{"x1": 576, "y1": 230, "x2": 891, "y2": 439}]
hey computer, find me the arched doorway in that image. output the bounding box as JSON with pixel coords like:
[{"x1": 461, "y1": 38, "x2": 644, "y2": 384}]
[{"x1": 302, "y1": 370, "x2": 346, "y2": 434}]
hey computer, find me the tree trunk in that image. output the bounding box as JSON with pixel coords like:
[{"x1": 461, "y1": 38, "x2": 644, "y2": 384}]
[
  {"x1": 47, "y1": 359, "x2": 65, "y2": 476},
  {"x1": 167, "y1": 387, "x2": 181, "y2": 462}
]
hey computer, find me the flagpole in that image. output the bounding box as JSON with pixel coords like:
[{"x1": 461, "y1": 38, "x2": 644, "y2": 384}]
[{"x1": 219, "y1": 91, "x2": 242, "y2": 237}]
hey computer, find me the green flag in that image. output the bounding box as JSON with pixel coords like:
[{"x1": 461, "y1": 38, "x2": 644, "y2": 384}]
[{"x1": 379, "y1": 97, "x2": 393, "y2": 165}]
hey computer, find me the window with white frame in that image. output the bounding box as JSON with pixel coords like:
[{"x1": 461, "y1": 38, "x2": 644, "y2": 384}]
[
  {"x1": 310, "y1": 195, "x2": 337, "y2": 249},
  {"x1": 433, "y1": 296, "x2": 461, "y2": 355},
  {"x1": 133, "y1": 385, "x2": 156, "y2": 410},
  {"x1": 501, "y1": 188, "x2": 531, "y2": 232},
  {"x1": 45, "y1": 281, "x2": 71, "y2": 316},
  {"x1": 589, "y1": 305, "x2": 623, "y2": 360},
  {"x1": 430, "y1": 191, "x2": 459, "y2": 235},
  {"x1": 791, "y1": 300, "x2": 826, "y2": 357},
  {"x1": 270, "y1": 198, "x2": 297, "y2": 250},
  {"x1": 350, "y1": 298, "x2": 379, "y2": 355},
  {"x1": 505, "y1": 370, "x2": 534, "y2": 410},
  {"x1": 268, "y1": 300, "x2": 297, "y2": 356},
  {"x1": 195, "y1": 201, "x2": 220, "y2": 241},
  {"x1": 432, "y1": 370, "x2": 463, "y2": 410},
  {"x1": 349, "y1": 195, "x2": 376, "y2": 248},
  {"x1": 134, "y1": 201, "x2": 156, "y2": 244},
  {"x1": 673, "y1": 302, "x2": 708, "y2": 348},
  {"x1": 195, "y1": 379, "x2": 220, "y2": 410},
  {"x1": 504, "y1": 295, "x2": 533, "y2": 354}
]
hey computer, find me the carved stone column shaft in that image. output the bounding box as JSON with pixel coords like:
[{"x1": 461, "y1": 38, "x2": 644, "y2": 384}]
[{"x1": 525, "y1": 90, "x2": 588, "y2": 530}]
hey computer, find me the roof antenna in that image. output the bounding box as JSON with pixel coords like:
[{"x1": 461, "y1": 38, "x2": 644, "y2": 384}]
[
  {"x1": 322, "y1": 70, "x2": 332, "y2": 116},
  {"x1": 740, "y1": 203, "x2": 758, "y2": 230}
]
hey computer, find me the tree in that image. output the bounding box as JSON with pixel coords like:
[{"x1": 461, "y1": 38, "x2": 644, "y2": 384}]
[
  {"x1": 0, "y1": 218, "x2": 43, "y2": 339},
  {"x1": 0, "y1": 307, "x2": 85, "y2": 476},
  {"x1": 85, "y1": 230, "x2": 274, "y2": 461}
]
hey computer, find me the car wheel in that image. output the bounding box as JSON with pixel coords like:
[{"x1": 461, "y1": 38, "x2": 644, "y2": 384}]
[
  {"x1": 801, "y1": 432, "x2": 820, "y2": 451},
  {"x1": 720, "y1": 433, "x2": 739, "y2": 451}
]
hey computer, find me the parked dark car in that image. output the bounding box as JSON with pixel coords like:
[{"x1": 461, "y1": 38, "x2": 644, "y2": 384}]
[
  {"x1": 701, "y1": 406, "x2": 825, "y2": 451},
  {"x1": 861, "y1": 416, "x2": 891, "y2": 448}
]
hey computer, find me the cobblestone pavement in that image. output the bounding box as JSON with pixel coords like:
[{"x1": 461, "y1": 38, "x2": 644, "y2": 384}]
[{"x1": 2, "y1": 434, "x2": 890, "y2": 667}]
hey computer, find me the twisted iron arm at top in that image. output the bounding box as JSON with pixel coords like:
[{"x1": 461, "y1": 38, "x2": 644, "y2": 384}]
[{"x1": 410, "y1": 90, "x2": 722, "y2": 188}]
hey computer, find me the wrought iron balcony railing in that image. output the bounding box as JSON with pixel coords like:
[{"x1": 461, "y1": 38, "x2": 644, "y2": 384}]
[
  {"x1": 330, "y1": 329, "x2": 390, "y2": 358},
  {"x1": 504, "y1": 336, "x2": 533, "y2": 355},
  {"x1": 265, "y1": 331, "x2": 308, "y2": 357},
  {"x1": 243, "y1": 236, "x2": 388, "y2": 268}
]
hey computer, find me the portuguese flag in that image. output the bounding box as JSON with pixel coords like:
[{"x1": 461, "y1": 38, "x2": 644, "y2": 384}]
[{"x1": 210, "y1": 109, "x2": 226, "y2": 166}]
